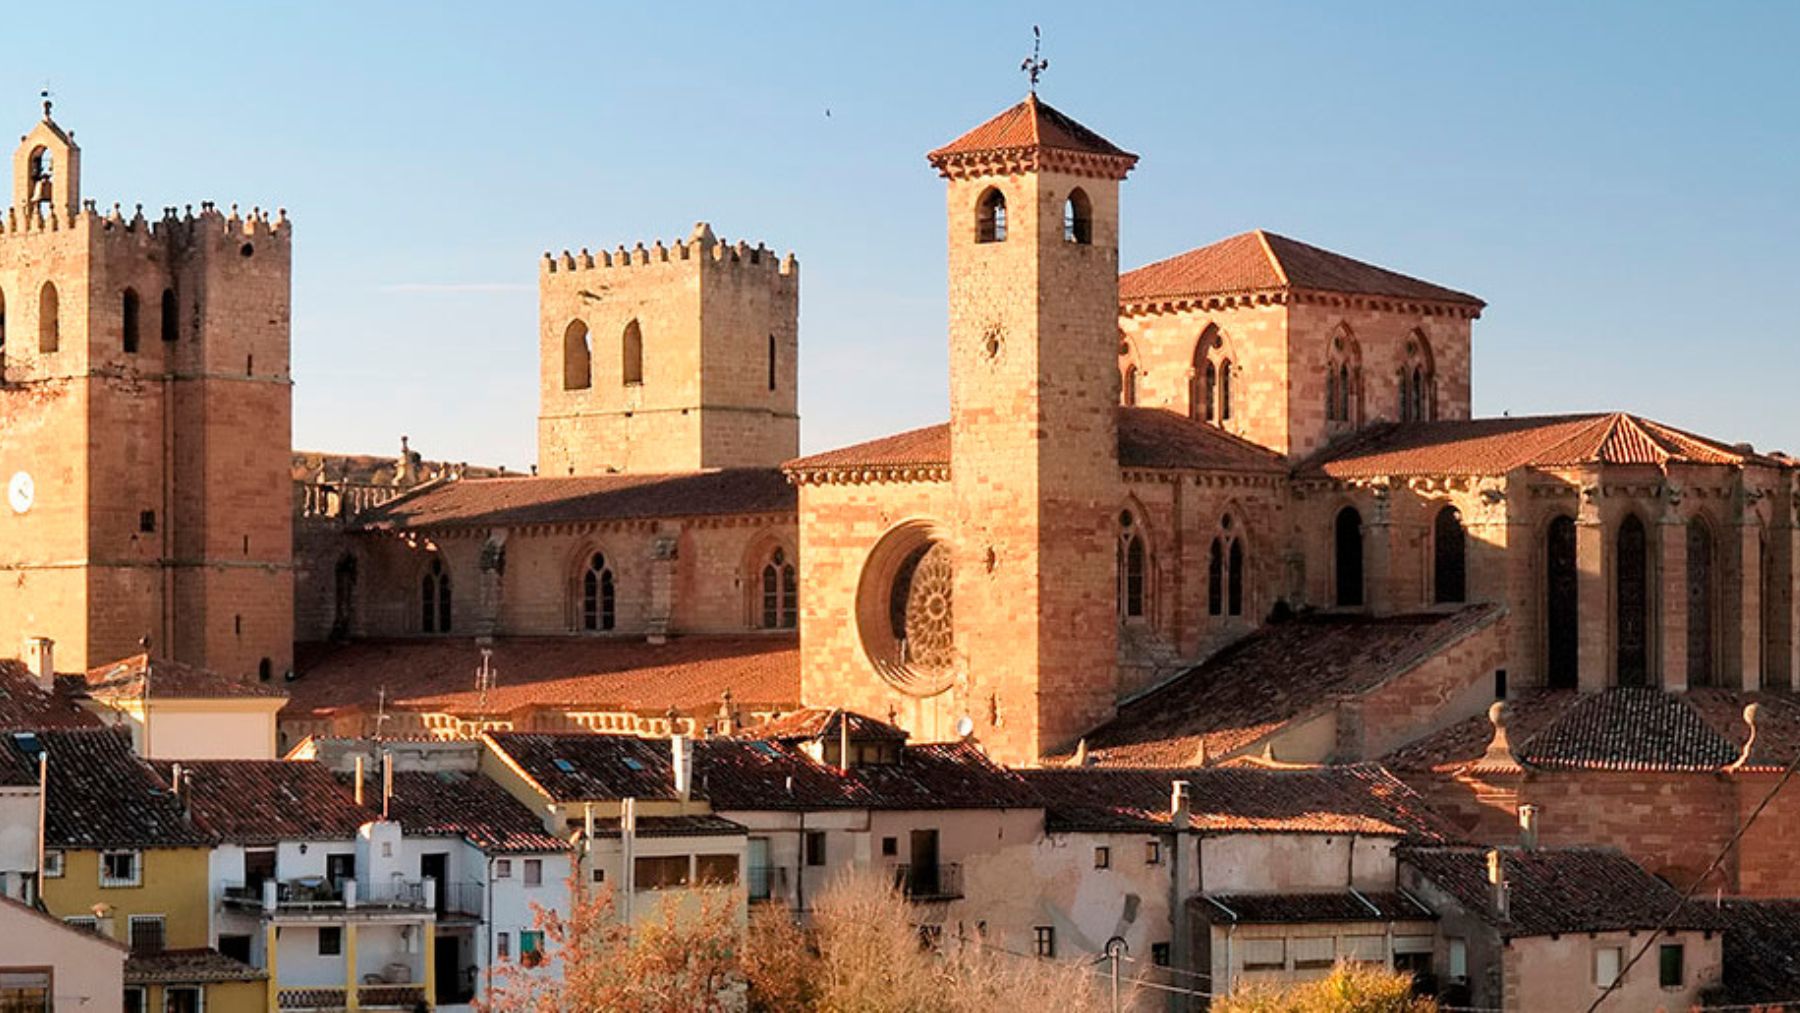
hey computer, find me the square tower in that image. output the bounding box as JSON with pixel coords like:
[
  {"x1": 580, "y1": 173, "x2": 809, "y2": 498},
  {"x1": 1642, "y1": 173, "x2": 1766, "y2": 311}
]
[
  {"x1": 537, "y1": 223, "x2": 799, "y2": 476},
  {"x1": 0, "y1": 104, "x2": 293, "y2": 676}
]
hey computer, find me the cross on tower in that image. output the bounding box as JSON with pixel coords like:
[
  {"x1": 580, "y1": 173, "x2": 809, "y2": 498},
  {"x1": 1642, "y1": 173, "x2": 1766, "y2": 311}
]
[
  {"x1": 39, "y1": 86, "x2": 52, "y2": 120},
  {"x1": 1020, "y1": 25, "x2": 1048, "y2": 93}
]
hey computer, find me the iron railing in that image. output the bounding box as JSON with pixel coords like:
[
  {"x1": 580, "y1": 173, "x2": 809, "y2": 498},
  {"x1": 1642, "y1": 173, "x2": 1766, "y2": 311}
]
[{"x1": 891, "y1": 863, "x2": 962, "y2": 901}]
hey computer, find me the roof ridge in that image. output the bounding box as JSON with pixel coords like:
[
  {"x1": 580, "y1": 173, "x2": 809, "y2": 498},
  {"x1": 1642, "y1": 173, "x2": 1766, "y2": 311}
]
[{"x1": 1253, "y1": 229, "x2": 1291, "y2": 287}]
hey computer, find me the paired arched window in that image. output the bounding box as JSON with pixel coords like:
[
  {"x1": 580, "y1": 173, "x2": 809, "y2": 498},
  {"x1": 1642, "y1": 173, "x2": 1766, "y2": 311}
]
[
  {"x1": 1118, "y1": 512, "x2": 1150, "y2": 619},
  {"x1": 1399, "y1": 332, "x2": 1437, "y2": 422},
  {"x1": 1687, "y1": 519, "x2": 1715, "y2": 687},
  {"x1": 1063, "y1": 188, "x2": 1092, "y2": 245},
  {"x1": 38, "y1": 282, "x2": 58, "y2": 353},
  {"x1": 121, "y1": 289, "x2": 141, "y2": 354},
  {"x1": 161, "y1": 289, "x2": 178, "y2": 343},
  {"x1": 1433, "y1": 505, "x2": 1467, "y2": 604},
  {"x1": 562, "y1": 320, "x2": 591, "y2": 391},
  {"x1": 582, "y1": 552, "x2": 617, "y2": 632},
  {"x1": 1189, "y1": 325, "x2": 1233, "y2": 424},
  {"x1": 1326, "y1": 329, "x2": 1362, "y2": 424},
  {"x1": 421, "y1": 558, "x2": 452, "y2": 634},
  {"x1": 622, "y1": 320, "x2": 644, "y2": 386},
  {"x1": 1334, "y1": 506, "x2": 1364, "y2": 607},
  {"x1": 976, "y1": 188, "x2": 1007, "y2": 243},
  {"x1": 1616, "y1": 515, "x2": 1648, "y2": 687},
  {"x1": 761, "y1": 548, "x2": 798, "y2": 629},
  {"x1": 1544, "y1": 516, "x2": 1578, "y2": 688},
  {"x1": 1207, "y1": 513, "x2": 1246, "y2": 617}
]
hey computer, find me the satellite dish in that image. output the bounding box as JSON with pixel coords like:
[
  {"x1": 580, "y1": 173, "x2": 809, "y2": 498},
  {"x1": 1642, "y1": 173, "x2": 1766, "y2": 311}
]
[{"x1": 954, "y1": 715, "x2": 975, "y2": 739}]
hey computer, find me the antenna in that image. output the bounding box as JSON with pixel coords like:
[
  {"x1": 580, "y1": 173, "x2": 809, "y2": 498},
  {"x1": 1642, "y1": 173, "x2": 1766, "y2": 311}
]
[
  {"x1": 475, "y1": 648, "x2": 496, "y2": 712},
  {"x1": 374, "y1": 685, "x2": 390, "y2": 738},
  {"x1": 1020, "y1": 25, "x2": 1048, "y2": 94}
]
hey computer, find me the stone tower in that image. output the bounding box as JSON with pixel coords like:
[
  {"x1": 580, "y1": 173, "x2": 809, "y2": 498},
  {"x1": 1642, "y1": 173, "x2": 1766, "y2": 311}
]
[
  {"x1": 930, "y1": 95, "x2": 1138, "y2": 760},
  {"x1": 537, "y1": 223, "x2": 799, "y2": 476},
  {"x1": 0, "y1": 103, "x2": 293, "y2": 677}
]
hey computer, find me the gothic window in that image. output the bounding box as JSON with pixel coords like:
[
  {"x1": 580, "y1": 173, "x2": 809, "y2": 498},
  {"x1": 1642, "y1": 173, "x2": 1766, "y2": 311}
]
[
  {"x1": 1326, "y1": 328, "x2": 1363, "y2": 425},
  {"x1": 761, "y1": 548, "x2": 798, "y2": 629},
  {"x1": 38, "y1": 282, "x2": 57, "y2": 353},
  {"x1": 582, "y1": 552, "x2": 616, "y2": 632},
  {"x1": 1202, "y1": 362, "x2": 1217, "y2": 422},
  {"x1": 1400, "y1": 332, "x2": 1437, "y2": 422},
  {"x1": 1545, "y1": 516, "x2": 1578, "y2": 688},
  {"x1": 1687, "y1": 519, "x2": 1715, "y2": 687},
  {"x1": 1326, "y1": 368, "x2": 1337, "y2": 422},
  {"x1": 1616, "y1": 515, "x2": 1648, "y2": 687},
  {"x1": 1334, "y1": 507, "x2": 1364, "y2": 607},
  {"x1": 1219, "y1": 359, "x2": 1233, "y2": 421},
  {"x1": 122, "y1": 289, "x2": 141, "y2": 354},
  {"x1": 622, "y1": 320, "x2": 644, "y2": 386},
  {"x1": 767, "y1": 334, "x2": 777, "y2": 392},
  {"x1": 1433, "y1": 505, "x2": 1467, "y2": 604},
  {"x1": 1063, "y1": 187, "x2": 1093, "y2": 245},
  {"x1": 1207, "y1": 514, "x2": 1247, "y2": 617},
  {"x1": 1122, "y1": 365, "x2": 1138, "y2": 407},
  {"x1": 1227, "y1": 537, "x2": 1245, "y2": 617},
  {"x1": 562, "y1": 320, "x2": 591, "y2": 391},
  {"x1": 161, "y1": 288, "x2": 178, "y2": 343},
  {"x1": 976, "y1": 188, "x2": 1007, "y2": 243},
  {"x1": 1117, "y1": 512, "x2": 1151, "y2": 620},
  {"x1": 1337, "y1": 364, "x2": 1352, "y2": 420},
  {"x1": 421, "y1": 558, "x2": 452, "y2": 634},
  {"x1": 1207, "y1": 537, "x2": 1224, "y2": 617}
]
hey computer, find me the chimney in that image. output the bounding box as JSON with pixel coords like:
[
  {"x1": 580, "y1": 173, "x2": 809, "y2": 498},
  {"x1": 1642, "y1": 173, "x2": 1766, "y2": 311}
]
[
  {"x1": 23, "y1": 637, "x2": 53, "y2": 692},
  {"x1": 583, "y1": 802, "x2": 595, "y2": 840},
  {"x1": 1518, "y1": 804, "x2": 1540, "y2": 850},
  {"x1": 838, "y1": 712, "x2": 852, "y2": 772},
  {"x1": 1487, "y1": 849, "x2": 1510, "y2": 920},
  {"x1": 672, "y1": 734, "x2": 694, "y2": 801},
  {"x1": 353, "y1": 755, "x2": 366, "y2": 807},
  {"x1": 1170, "y1": 779, "x2": 1191, "y2": 829}
]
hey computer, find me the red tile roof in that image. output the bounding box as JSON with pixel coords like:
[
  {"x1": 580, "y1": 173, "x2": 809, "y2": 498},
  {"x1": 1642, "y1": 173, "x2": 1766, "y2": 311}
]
[
  {"x1": 373, "y1": 769, "x2": 568, "y2": 853},
  {"x1": 1199, "y1": 891, "x2": 1435, "y2": 924},
  {"x1": 357, "y1": 468, "x2": 795, "y2": 532},
  {"x1": 927, "y1": 94, "x2": 1137, "y2": 175},
  {"x1": 126, "y1": 948, "x2": 264, "y2": 984},
  {"x1": 1713, "y1": 899, "x2": 1800, "y2": 1004},
  {"x1": 785, "y1": 408, "x2": 1286, "y2": 477},
  {"x1": 3, "y1": 728, "x2": 216, "y2": 849},
  {"x1": 1120, "y1": 230, "x2": 1483, "y2": 308},
  {"x1": 286, "y1": 635, "x2": 800, "y2": 720},
  {"x1": 1020, "y1": 764, "x2": 1457, "y2": 839},
  {"x1": 85, "y1": 654, "x2": 287, "y2": 701},
  {"x1": 741, "y1": 707, "x2": 910, "y2": 743},
  {"x1": 1301, "y1": 413, "x2": 1768, "y2": 480},
  {"x1": 0, "y1": 662, "x2": 102, "y2": 735},
  {"x1": 1400, "y1": 845, "x2": 1719, "y2": 938},
  {"x1": 1068, "y1": 605, "x2": 1504, "y2": 766},
  {"x1": 159, "y1": 760, "x2": 374, "y2": 844}
]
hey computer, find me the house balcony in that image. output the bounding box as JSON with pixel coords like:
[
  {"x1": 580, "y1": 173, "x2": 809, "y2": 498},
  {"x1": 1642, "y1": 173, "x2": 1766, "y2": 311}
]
[
  {"x1": 275, "y1": 984, "x2": 426, "y2": 1011},
  {"x1": 891, "y1": 863, "x2": 962, "y2": 902},
  {"x1": 222, "y1": 877, "x2": 438, "y2": 917}
]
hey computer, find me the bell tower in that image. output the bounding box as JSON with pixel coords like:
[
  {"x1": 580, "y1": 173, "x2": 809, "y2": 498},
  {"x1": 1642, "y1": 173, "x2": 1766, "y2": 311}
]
[
  {"x1": 11, "y1": 96, "x2": 79, "y2": 222},
  {"x1": 929, "y1": 93, "x2": 1137, "y2": 761}
]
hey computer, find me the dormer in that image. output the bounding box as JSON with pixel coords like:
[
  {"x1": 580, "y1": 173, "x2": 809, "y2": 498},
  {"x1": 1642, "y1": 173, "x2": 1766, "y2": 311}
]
[{"x1": 12, "y1": 100, "x2": 79, "y2": 221}]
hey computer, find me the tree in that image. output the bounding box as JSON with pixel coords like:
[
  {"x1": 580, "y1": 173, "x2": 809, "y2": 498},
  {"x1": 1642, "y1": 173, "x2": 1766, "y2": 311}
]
[{"x1": 1211, "y1": 962, "x2": 1439, "y2": 1013}]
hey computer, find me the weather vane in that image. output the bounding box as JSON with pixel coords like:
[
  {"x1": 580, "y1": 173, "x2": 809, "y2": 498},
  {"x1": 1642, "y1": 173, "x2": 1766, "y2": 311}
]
[
  {"x1": 1021, "y1": 25, "x2": 1048, "y2": 94},
  {"x1": 39, "y1": 85, "x2": 52, "y2": 120}
]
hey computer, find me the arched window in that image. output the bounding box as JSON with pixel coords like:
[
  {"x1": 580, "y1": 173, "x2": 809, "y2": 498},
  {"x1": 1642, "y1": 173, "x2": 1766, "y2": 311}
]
[
  {"x1": 161, "y1": 288, "x2": 178, "y2": 343},
  {"x1": 1401, "y1": 332, "x2": 1437, "y2": 422},
  {"x1": 122, "y1": 289, "x2": 141, "y2": 354},
  {"x1": 1063, "y1": 188, "x2": 1092, "y2": 245},
  {"x1": 421, "y1": 558, "x2": 452, "y2": 634},
  {"x1": 1208, "y1": 514, "x2": 1246, "y2": 618},
  {"x1": 1433, "y1": 506, "x2": 1467, "y2": 604},
  {"x1": 27, "y1": 148, "x2": 51, "y2": 217},
  {"x1": 761, "y1": 547, "x2": 798, "y2": 629},
  {"x1": 1122, "y1": 364, "x2": 1138, "y2": 407},
  {"x1": 1117, "y1": 512, "x2": 1151, "y2": 620},
  {"x1": 767, "y1": 334, "x2": 777, "y2": 392},
  {"x1": 1202, "y1": 361, "x2": 1217, "y2": 423},
  {"x1": 976, "y1": 188, "x2": 1007, "y2": 243},
  {"x1": 1334, "y1": 507, "x2": 1364, "y2": 607},
  {"x1": 1327, "y1": 328, "x2": 1363, "y2": 425},
  {"x1": 38, "y1": 282, "x2": 57, "y2": 353},
  {"x1": 1207, "y1": 537, "x2": 1224, "y2": 617},
  {"x1": 1326, "y1": 368, "x2": 1338, "y2": 421},
  {"x1": 1219, "y1": 359, "x2": 1233, "y2": 421},
  {"x1": 1687, "y1": 519, "x2": 1715, "y2": 687},
  {"x1": 1189, "y1": 325, "x2": 1234, "y2": 425},
  {"x1": 621, "y1": 320, "x2": 644, "y2": 386},
  {"x1": 1545, "y1": 516, "x2": 1578, "y2": 688},
  {"x1": 1227, "y1": 538, "x2": 1245, "y2": 617},
  {"x1": 562, "y1": 320, "x2": 591, "y2": 391},
  {"x1": 1337, "y1": 364, "x2": 1352, "y2": 420},
  {"x1": 582, "y1": 552, "x2": 616, "y2": 631},
  {"x1": 1616, "y1": 515, "x2": 1648, "y2": 687}
]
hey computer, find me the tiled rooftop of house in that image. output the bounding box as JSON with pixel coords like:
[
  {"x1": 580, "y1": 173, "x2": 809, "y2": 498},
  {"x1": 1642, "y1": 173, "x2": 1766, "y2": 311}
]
[
  {"x1": 2, "y1": 728, "x2": 215, "y2": 849},
  {"x1": 356, "y1": 468, "x2": 794, "y2": 531},
  {"x1": 785, "y1": 407, "x2": 1288, "y2": 476},
  {"x1": 1712, "y1": 899, "x2": 1800, "y2": 1005},
  {"x1": 1199, "y1": 890, "x2": 1435, "y2": 925},
  {"x1": 1399, "y1": 845, "x2": 1719, "y2": 938},
  {"x1": 159, "y1": 760, "x2": 373, "y2": 844},
  {"x1": 1299, "y1": 412, "x2": 1770, "y2": 481},
  {"x1": 376, "y1": 769, "x2": 568, "y2": 853},
  {"x1": 0, "y1": 662, "x2": 100, "y2": 737},
  {"x1": 85, "y1": 654, "x2": 288, "y2": 701},
  {"x1": 1020, "y1": 764, "x2": 1457, "y2": 839},
  {"x1": 1119, "y1": 229, "x2": 1483, "y2": 308},
  {"x1": 125, "y1": 948, "x2": 265, "y2": 984},
  {"x1": 740, "y1": 707, "x2": 911, "y2": 743},
  {"x1": 1068, "y1": 605, "x2": 1504, "y2": 766},
  {"x1": 927, "y1": 93, "x2": 1136, "y2": 164},
  {"x1": 285, "y1": 634, "x2": 800, "y2": 721}
]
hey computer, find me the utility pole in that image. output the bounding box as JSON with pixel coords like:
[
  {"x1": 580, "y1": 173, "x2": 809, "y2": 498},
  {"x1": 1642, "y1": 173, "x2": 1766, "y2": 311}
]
[{"x1": 1104, "y1": 935, "x2": 1128, "y2": 1013}]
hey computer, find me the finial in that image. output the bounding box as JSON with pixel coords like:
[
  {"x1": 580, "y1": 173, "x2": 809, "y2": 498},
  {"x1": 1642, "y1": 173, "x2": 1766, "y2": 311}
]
[
  {"x1": 1020, "y1": 25, "x2": 1048, "y2": 94},
  {"x1": 39, "y1": 87, "x2": 51, "y2": 121}
]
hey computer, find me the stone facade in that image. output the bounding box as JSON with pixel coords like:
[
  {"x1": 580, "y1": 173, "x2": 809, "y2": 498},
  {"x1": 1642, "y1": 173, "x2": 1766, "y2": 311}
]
[{"x1": 0, "y1": 106, "x2": 292, "y2": 677}]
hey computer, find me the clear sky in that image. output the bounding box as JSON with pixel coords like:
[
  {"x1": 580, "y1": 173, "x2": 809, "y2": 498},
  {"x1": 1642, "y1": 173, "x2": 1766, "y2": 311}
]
[{"x1": 12, "y1": 2, "x2": 1798, "y2": 466}]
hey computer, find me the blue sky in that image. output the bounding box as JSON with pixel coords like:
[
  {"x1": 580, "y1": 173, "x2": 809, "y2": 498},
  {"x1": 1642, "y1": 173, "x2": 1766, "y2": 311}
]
[{"x1": 13, "y1": 2, "x2": 1798, "y2": 465}]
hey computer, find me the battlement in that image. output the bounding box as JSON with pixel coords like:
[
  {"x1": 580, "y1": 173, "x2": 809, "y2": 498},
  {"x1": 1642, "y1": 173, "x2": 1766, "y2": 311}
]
[
  {"x1": 541, "y1": 221, "x2": 796, "y2": 279},
  {"x1": 0, "y1": 198, "x2": 292, "y2": 249}
]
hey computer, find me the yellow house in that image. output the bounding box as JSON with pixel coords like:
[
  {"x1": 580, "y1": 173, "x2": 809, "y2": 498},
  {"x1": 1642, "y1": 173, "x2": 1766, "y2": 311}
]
[{"x1": 83, "y1": 653, "x2": 289, "y2": 760}]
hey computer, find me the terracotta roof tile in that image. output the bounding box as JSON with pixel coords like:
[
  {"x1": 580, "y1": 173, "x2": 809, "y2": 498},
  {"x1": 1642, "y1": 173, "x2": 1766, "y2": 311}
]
[
  {"x1": 741, "y1": 707, "x2": 910, "y2": 743},
  {"x1": 86, "y1": 654, "x2": 287, "y2": 701},
  {"x1": 1382, "y1": 691, "x2": 1576, "y2": 774},
  {"x1": 2, "y1": 728, "x2": 216, "y2": 849},
  {"x1": 126, "y1": 948, "x2": 264, "y2": 984},
  {"x1": 358, "y1": 468, "x2": 795, "y2": 532},
  {"x1": 286, "y1": 635, "x2": 799, "y2": 720},
  {"x1": 1302, "y1": 413, "x2": 1768, "y2": 480},
  {"x1": 928, "y1": 94, "x2": 1136, "y2": 168},
  {"x1": 365, "y1": 769, "x2": 567, "y2": 853},
  {"x1": 1120, "y1": 230, "x2": 1483, "y2": 307},
  {"x1": 489, "y1": 732, "x2": 688, "y2": 803},
  {"x1": 580, "y1": 814, "x2": 748, "y2": 838},
  {"x1": 1199, "y1": 891, "x2": 1435, "y2": 924},
  {"x1": 786, "y1": 408, "x2": 1286, "y2": 476},
  {"x1": 1020, "y1": 764, "x2": 1457, "y2": 839},
  {"x1": 0, "y1": 662, "x2": 102, "y2": 736},
  {"x1": 1713, "y1": 899, "x2": 1800, "y2": 1004},
  {"x1": 159, "y1": 760, "x2": 373, "y2": 844},
  {"x1": 1070, "y1": 606, "x2": 1504, "y2": 766},
  {"x1": 1400, "y1": 845, "x2": 1720, "y2": 938}
]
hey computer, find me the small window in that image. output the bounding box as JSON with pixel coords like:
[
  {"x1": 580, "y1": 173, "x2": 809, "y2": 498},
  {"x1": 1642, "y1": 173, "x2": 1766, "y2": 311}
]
[
  {"x1": 100, "y1": 849, "x2": 141, "y2": 887},
  {"x1": 581, "y1": 552, "x2": 616, "y2": 632},
  {"x1": 634, "y1": 855, "x2": 690, "y2": 890},
  {"x1": 524, "y1": 858, "x2": 542, "y2": 887},
  {"x1": 562, "y1": 319, "x2": 592, "y2": 391},
  {"x1": 0, "y1": 971, "x2": 49, "y2": 1011},
  {"x1": 218, "y1": 934, "x2": 252, "y2": 964},
  {"x1": 880, "y1": 836, "x2": 897, "y2": 858},
  {"x1": 805, "y1": 830, "x2": 827, "y2": 867},
  {"x1": 520, "y1": 929, "x2": 545, "y2": 967},
  {"x1": 1152, "y1": 942, "x2": 1171, "y2": 967},
  {"x1": 38, "y1": 281, "x2": 58, "y2": 353},
  {"x1": 43, "y1": 849, "x2": 63, "y2": 878},
  {"x1": 1093, "y1": 846, "x2": 1111, "y2": 869},
  {"x1": 1145, "y1": 840, "x2": 1162, "y2": 865},
  {"x1": 122, "y1": 288, "x2": 141, "y2": 354},
  {"x1": 622, "y1": 319, "x2": 644, "y2": 386},
  {"x1": 1292, "y1": 935, "x2": 1336, "y2": 970},
  {"x1": 497, "y1": 932, "x2": 510, "y2": 961},
  {"x1": 128, "y1": 914, "x2": 166, "y2": 954},
  {"x1": 1063, "y1": 188, "x2": 1093, "y2": 245},
  {"x1": 591, "y1": 868, "x2": 604, "y2": 884},
  {"x1": 124, "y1": 986, "x2": 148, "y2": 1013},
  {"x1": 768, "y1": 334, "x2": 778, "y2": 392},
  {"x1": 319, "y1": 925, "x2": 343, "y2": 956},
  {"x1": 696, "y1": 854, "x2": 740, "y2": 885},
  {"x1": 165, "y1": 986, "x2": 202, "y2": 1013},
  {"x1": 1341, "y1": 935, "x2": 1385, "y2": 963},
  {"x1": 1594, "y1": 946, "x2": 1623, "y2": 987},
  {"x1": 161, "y1": 289, "x2": 178, "y2": 343},
  {"x1": 1659, "y1": 943, "x2": 1684, "y2": 988},
  {"x1": 257, "y1": 657, "x2": 272, "y2": 682},
  {"x1": 1242, "y1": 938, "x2": 1286, "y2": 971},
  {"x1": 138, "y1": 510, "x2": 156, "y2": 533},
  {"x1": 495, "y1": 859, "x2": 512, "y2": 879},
  {"x1": 976, "y1": 188, "x2": 1007, "y2": 243},
  {"x1": 1034, "y1": 925, "x2": 1055, "y2": 958},
  {"x1": 64, "y1": 915, "x2": 99, "y2": 933}
]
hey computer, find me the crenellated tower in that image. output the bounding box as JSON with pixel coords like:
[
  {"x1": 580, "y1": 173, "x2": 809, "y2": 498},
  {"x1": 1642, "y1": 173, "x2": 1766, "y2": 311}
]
[
  {"x1": 0, "y1": 102, "x2": 293, "y2": 677},
  {"x1": 537, "y1": 222, "x2": 799, "y2": 476},
  {"x1": 930, "y1": 94, "x2": 1138, "y2": 760}
]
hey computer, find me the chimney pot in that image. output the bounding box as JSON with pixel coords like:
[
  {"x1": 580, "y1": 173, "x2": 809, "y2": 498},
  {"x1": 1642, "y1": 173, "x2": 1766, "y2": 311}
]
[
  {"x1": 1170, "y1": 780, "x2": 1192, "y2": 827},
  {"x1": 1518, "y1": 804, "x2": 1540, "y2": 850},
  {"x1": 1487, "y1": 849, "x2": 1510, "y2": 920},
  {"x1": 23, "y1": 637, "x2": 54, "y2": 692},
  {"x1": 672, "y1": 735, "x2": 694, "y2": 800}
]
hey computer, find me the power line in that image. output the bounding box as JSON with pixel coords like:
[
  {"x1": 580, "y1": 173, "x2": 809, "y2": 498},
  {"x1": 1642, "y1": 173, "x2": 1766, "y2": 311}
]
[{"x1": 1586, "y1": 743, "x2": 1800, "y2": 1012}]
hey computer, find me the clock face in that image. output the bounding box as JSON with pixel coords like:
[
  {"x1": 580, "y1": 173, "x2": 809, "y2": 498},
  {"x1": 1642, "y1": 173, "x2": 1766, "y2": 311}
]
[{"x1": 8, "y1": 471, "x2": 33, "y2": 515}]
